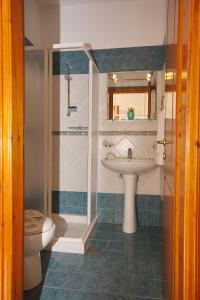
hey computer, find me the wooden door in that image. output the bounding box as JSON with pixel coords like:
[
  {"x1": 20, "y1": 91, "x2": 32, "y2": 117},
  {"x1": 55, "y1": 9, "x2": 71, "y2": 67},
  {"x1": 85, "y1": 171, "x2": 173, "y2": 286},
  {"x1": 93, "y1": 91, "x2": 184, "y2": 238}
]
[
  {"x1": 163, "y1": 0, "x2": 200, "y2": 299},
  {"x1": 0, "y1": 0, "x2": 24, "y2": 299},
  {"x1": 163, "y1": 0, "x2": 178, "y2": 298}
]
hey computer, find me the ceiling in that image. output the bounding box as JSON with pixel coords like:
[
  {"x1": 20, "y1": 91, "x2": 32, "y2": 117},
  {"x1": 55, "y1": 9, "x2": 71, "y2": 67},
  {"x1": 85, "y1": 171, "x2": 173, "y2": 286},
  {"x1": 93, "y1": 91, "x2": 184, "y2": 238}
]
[{"x1": 39, "y1": 0, "x2": 133, "y2": 7}]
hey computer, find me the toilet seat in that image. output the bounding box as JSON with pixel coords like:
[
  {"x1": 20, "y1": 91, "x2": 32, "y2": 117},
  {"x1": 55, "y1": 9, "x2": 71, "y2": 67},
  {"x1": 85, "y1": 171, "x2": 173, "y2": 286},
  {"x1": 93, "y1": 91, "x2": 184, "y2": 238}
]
[{"x1": 25, "y1": 210, "x2": 53, "y2": 236}]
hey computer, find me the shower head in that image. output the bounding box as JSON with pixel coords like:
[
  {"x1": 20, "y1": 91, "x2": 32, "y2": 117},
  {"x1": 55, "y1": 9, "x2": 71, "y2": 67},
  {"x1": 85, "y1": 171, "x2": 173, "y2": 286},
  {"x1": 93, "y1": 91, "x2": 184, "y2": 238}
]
[
  {"x1": 66, "y1": 63, "x2": 72, "y2": 70},
  {"x1": 65, "y1": 63, "x2": 72, "y2": 81}
]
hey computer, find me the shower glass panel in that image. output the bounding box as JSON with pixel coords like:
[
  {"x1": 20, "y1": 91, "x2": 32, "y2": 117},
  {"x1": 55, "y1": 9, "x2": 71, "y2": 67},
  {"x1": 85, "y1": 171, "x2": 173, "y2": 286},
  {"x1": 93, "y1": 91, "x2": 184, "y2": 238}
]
[
  {"x1": 51, "y1": 49, "x2": 89, "y2": 239},
  {"x1": 25, "y1": 49, "x2": 48, "y2": 212}
]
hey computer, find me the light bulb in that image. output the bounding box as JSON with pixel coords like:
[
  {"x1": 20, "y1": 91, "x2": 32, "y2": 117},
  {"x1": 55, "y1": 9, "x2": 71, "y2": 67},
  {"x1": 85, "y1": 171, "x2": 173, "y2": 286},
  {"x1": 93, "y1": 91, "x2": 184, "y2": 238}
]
[{"x1": 146, "y1": 73, "x2": 152, "y2": 81}]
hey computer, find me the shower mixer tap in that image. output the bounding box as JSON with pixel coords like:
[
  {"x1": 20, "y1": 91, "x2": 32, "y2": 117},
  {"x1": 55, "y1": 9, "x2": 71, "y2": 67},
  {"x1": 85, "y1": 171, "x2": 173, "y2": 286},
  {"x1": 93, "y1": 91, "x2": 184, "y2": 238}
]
[{"x1": 65, "y1": 63, "x2": 77, "y2": 116}]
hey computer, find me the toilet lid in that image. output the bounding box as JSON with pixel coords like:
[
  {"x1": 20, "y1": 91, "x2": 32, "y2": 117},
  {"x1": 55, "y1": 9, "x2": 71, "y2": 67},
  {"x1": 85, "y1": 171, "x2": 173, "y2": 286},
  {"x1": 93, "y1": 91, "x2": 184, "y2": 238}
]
[{"x1": 24, "y1": 210, "x2": 53, "y2": 235}]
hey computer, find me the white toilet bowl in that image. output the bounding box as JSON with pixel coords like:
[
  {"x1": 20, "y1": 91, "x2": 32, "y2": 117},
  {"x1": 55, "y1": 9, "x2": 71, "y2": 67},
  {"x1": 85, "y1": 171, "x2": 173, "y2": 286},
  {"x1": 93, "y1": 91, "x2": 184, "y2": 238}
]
[{"x1": 24, "y1": 210, "x2": 55, "y2": 291}]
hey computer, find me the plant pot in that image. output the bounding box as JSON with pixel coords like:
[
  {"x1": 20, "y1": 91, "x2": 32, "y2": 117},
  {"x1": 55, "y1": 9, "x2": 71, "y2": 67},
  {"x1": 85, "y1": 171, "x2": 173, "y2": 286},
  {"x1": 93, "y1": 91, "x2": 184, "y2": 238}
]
[{"x1": 127, "y1": 111, "x2": 135, "y2": 120}]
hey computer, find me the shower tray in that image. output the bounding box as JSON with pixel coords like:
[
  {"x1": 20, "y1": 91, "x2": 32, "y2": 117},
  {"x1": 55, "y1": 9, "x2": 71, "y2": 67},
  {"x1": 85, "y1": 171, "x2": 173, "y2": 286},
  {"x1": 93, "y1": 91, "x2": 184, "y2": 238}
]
[{"x1": 46, "y1": 213, "x2": 97, "y2": 254}]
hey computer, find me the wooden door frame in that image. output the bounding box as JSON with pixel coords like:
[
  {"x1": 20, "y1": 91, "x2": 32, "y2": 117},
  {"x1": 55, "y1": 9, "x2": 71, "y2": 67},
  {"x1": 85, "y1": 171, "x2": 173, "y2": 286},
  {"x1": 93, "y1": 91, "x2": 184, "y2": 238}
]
[
  {"x1": 0, "y1": 0, "x2": 24, "y2": 299},
  {"x1": 172, "y1": 0, "x2": 200, "y2": 298},
  {"x1": 178, "y1": 0, "x2": 200, "y2": 298}
]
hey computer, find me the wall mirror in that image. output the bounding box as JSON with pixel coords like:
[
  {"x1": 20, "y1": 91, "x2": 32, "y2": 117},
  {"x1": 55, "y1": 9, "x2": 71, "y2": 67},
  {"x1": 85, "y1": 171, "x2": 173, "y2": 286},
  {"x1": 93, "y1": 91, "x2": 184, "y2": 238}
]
[{"x1": 107, "y1": 70, "x2": 157, "y2": 120}]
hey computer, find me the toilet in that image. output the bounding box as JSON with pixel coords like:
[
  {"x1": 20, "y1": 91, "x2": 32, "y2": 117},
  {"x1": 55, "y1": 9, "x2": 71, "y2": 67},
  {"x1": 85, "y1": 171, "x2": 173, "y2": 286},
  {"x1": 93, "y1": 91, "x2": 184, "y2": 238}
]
[{"x1": 24, "y1": 210, "x2": 55, "y2": 291}]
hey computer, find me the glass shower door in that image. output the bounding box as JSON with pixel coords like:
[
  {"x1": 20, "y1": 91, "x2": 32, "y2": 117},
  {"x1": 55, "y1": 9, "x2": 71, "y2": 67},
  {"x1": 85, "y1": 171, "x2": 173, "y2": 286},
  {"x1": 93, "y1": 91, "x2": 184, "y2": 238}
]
[{"x1": 25, "y1": 49, "x2": 48, "y2": 213}]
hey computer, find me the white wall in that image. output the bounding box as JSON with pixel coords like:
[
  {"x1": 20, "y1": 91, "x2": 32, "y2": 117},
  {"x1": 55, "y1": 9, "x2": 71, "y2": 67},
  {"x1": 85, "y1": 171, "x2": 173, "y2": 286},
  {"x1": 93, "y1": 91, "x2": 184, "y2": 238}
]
[
  {"x1": 24, "y1": 0, "x2": 44, "y2": 46},
  {"x1": 41, "y1": 5, "x2": 61, "y2": 47},
  {"x1": 60, "y1": 0, "x2": 166, "y2": 49},
  {"x1": 25, "y1": 0, "x2": 166, "y2": 49},
  {"x1": 24, "y1": 0, "x2": 60, "y2": 47}
]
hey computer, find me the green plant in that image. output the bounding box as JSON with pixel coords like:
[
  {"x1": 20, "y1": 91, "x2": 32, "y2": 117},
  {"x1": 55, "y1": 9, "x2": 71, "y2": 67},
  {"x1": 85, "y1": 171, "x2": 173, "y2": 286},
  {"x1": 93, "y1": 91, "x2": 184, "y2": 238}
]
[{"x1": 127, "y1": 107, "x2": 135, "y2": 113}]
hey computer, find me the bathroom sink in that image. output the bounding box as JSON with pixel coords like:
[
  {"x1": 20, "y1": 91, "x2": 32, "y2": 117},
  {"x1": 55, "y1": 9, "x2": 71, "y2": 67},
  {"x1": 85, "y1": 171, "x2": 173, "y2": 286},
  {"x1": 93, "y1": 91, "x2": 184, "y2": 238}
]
[
  {"x1": 101, "y1": 157, "x2": 156, "y2": 234},
  {"x1": 101, "y1": 158, "x2": 156, "y2": 175}
]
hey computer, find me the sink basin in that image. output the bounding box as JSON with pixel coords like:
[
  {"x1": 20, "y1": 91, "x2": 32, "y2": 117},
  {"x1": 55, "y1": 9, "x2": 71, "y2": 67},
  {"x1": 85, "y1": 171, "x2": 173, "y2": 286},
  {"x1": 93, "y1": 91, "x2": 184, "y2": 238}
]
[
  {"x1": 101, "y1": 157, "x2": 156, "y2": 234},
  {"x1": 101, "y1": 158, "x2": 156, "y2": 175}
]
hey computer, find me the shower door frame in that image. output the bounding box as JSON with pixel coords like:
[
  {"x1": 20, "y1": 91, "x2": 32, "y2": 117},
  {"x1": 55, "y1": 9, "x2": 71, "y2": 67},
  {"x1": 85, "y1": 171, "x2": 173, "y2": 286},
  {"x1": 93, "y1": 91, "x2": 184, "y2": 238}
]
[{"x1": 47, "y1": 44, "x2": 99, "y2": 226}]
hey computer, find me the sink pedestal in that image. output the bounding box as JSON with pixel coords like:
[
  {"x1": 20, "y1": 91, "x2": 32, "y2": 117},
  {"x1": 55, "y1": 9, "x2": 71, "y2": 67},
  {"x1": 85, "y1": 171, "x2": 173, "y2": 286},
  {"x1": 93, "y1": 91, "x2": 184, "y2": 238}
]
[
  {"x1": 101, "y1": 158, "x2": 156, "y2": 234},
  {"x1": 123, "y1": 174, "x2": 137, "y2": 234}
]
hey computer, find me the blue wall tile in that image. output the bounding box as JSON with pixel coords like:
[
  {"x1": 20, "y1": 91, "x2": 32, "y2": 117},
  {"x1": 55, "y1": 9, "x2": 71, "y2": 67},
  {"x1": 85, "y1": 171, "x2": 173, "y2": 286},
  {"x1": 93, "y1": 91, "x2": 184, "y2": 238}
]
[
  {"x1": 136, "y1": 195, "x2": 161, "y2": 211},
  {"x1": 82, "y1": 207, "x2": 87, "y2": 215},
  {"x1": 114, "y1": 209, "x2": 123, "y2": 225},
  {"x1": 67, "y1": 206, "x2": 84, "y2": 215},
  {"x1": 98, "y1": 208, "x2": 114, "y2": 224},
  {"x1": 68, "y1": 192, "x2": 83, "y2": 207},
  {"x1": 146, "y1": 210, "x2": 161, "y2": 226},
  {"x1": 92, "y1": 45, "x2": 164, "y2": 73},
  {"x1": 82, "y1": 192, "x2": 87, "y2": 207},
  {"x1": 52, "y1": 45, "x2": 165, "y2": 75},
  {"x1": 53, "y1": 51, "x2": 89, "y2": 75},
  {"x1": 146, "y1": 195, "x2": 161, "y2": 210},
  {"x1": 97, "y1": 193, "x2": 114, "y2": 209},
  {"x1": 52, "y1": 191, "x2": 87, "y2": 215},
  {"x1": 137, "y1": 211, "x2": 147, "y2": 226},
  {"x1": 114, "y1": 194, "x2": 124, "y2": 209},
  {"x1": 136, "y1": 196, "x2": 147, "y2": 210},
  {"x1": 52, "y1": 191, "x2": 162, "y2": 226},
  {"x1": 97, "y1": 193, "x2": 162, "y2": 226},
  {"x1": 52, "y1": 191, "x2": 68, "y2": 206}
]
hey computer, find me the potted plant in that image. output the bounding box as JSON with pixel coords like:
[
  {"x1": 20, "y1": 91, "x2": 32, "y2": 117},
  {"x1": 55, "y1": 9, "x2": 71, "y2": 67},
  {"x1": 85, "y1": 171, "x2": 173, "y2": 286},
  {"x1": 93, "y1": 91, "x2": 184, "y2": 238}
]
[{"x1": 127, "y1": 107, "x2": 135, "y2": 120}]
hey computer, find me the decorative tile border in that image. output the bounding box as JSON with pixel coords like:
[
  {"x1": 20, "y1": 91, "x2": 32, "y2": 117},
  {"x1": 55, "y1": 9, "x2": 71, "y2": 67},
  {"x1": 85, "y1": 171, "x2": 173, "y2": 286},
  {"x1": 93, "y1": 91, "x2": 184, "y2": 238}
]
[
  {"x1": 52, "y1": 130, "x2": 157, "y2": 136},
  {"x1": 99, "y1": 130, "x2": 157, "y2": 136},
  {"x1": 52, "y1": 45, "x2": 165, "y2": 75},
  {"x1": 52, "y1": 131, "x2": 88, "y2": 136}
]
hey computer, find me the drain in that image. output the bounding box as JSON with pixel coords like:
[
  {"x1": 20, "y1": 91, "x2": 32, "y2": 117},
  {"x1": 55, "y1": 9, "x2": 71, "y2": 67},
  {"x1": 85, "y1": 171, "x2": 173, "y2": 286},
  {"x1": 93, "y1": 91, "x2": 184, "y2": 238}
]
[{"x1": 87, "y1": 246, "x2": 100, "y2": 253}]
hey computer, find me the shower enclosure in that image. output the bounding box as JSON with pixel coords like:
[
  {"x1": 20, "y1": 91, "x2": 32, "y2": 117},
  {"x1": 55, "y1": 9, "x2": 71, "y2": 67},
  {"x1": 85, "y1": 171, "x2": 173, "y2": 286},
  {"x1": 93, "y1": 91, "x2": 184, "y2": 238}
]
[{"x1": 25, "y1": 44, "x2": 99, "y2": 253}]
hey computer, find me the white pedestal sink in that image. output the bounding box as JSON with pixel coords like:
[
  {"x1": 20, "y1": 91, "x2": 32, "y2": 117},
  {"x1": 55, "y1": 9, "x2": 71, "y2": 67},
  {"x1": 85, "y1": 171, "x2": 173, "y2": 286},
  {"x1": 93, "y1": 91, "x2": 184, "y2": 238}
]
[{"x1": 101, "y1": 158, "x2": 156, "y2": 234}]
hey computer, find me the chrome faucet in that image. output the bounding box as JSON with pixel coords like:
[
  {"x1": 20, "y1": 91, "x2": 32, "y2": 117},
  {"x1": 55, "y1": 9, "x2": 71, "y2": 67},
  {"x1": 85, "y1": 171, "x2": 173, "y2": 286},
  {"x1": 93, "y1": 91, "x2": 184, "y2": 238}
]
[{"x1": 128, "y1": 148, "x2": 132, "y2": 159}]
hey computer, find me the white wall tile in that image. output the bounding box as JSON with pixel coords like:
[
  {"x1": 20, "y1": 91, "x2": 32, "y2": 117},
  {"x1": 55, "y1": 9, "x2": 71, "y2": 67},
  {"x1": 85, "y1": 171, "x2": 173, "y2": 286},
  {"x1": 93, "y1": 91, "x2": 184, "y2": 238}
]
[
  {"x1": 52, "y1": 136, "x2": 88, "y2": 191},
  {"x1": 52, "y1": 74, "x2": 89, "y2": 191},
  {"x1": 52, "y1": 74, "x2": 89, "y2": 131}
]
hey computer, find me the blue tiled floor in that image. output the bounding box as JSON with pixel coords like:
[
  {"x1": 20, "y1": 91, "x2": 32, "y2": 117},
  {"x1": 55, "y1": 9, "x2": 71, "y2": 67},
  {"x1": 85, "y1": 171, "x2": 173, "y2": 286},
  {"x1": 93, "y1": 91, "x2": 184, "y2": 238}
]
[{"x1": 24, "y1": 224, "x2": 163, "y2": 300}]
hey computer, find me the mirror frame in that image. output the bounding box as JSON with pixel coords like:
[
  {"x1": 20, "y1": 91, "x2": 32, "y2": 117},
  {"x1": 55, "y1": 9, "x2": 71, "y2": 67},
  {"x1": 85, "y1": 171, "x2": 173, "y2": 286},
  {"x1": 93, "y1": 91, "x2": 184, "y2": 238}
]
[{"x1": 108, "y1": 83, "x2": 156, "y2": 120}]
